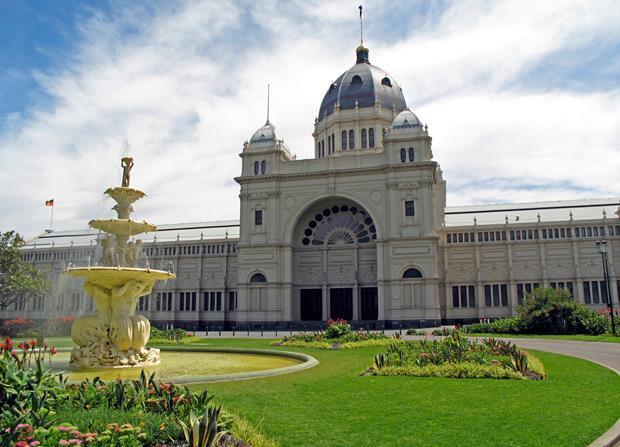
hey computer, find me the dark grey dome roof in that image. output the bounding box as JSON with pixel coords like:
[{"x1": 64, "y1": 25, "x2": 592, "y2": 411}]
[{"x1": 318, "y1": 49, "x2": 407, "y2": 119}]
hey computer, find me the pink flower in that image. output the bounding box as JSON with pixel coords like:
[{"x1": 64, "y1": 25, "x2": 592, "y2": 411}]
[
  {"x1": 15, "y1": 442, "x2": 28, "y2": 447},
  {"x1": 57, "y1": 426, "x2": 71, "y2": 432},
  {"x1": 50, "y1": 347, "x2": 58, "y2": 356},
  {"x1": 30, "y1": 442, "x2": 40, "y2": 446},
  {"x1": 59, "y1": 440, "x2": 70, "y2": 446},
  {"x1": 28, "y1": 339, "x2": 37, "y2": 348}
]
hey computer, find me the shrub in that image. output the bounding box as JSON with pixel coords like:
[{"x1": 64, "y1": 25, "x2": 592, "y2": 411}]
[
  {"x1": 569, "y1": 306, "x2": 610, "y2": 335},
  {"x1": 406, "y1": 328, "x2": 426, "y2": 335},
  {"x1": 324, "y1": 319, "x2": 351, "y2": 338},
  {"x1": 1, "y1": 318, "x2": 35, "y2": 337}
]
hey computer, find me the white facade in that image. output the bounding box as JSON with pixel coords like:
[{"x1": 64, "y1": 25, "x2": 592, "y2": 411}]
[{"x1": 5, "y1": 45, "x2": 620, "y2": 329}]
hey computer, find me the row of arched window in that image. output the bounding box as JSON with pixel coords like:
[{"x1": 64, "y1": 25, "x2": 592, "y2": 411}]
[
  {"x1": 342, "y1": 128, "x2": 375, "y2": 150},
  {"x1": 253, "y1": 160, "x2": 268, "y2": 175},
  {"x1": 400, "y1": 147, "x2": 415, "y2": 163},
  {"x1": 317, "y1": 128, "x2": 378, "y2": 157},
  {"x1": 318, "y1": 133, "x2": 335, "y2": 158}
]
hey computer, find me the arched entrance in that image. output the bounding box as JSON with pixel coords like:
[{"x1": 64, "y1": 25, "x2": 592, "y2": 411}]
[{"x1": 292, "y1": 199, "x2": 378, "y2": 323}]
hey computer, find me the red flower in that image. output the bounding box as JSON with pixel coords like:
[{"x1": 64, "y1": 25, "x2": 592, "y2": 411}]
[
  {"x1": 50, "y1": 347, "x2": 58, "y2": 356},
  {"x1": 29, "y1": 339, "x2": 37, "y2": 348}
]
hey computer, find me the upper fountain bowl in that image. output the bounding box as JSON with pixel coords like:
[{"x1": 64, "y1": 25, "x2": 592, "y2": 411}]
[{"x1": 105, "y1": 187, "x2": 146, "y2": 206}]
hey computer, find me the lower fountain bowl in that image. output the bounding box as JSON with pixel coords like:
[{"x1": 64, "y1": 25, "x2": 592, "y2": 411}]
[{"x1": 50, "y1": 346, "x2": 318, "y2": 384}]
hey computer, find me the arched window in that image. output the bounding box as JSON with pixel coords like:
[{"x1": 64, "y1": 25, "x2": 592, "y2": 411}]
[
  {"x1": 361, "y1": 128, "x2": 367, "y2": 148},
  {"x1": 331, "y1": 134, "x2": 335, "y2": 152},
  {"x1": 322, "y1": 139, "x2": 325, "y2": 157},
  {"x1": 341, "y1": 131, "x2": 347, "y2": 150},
  {"x1": 400, "y1": 148, "x2": 406, "y2": 163},
  {"x1": 254, "y1": 161, "x2": 259, "y2": 175},
  {"x1": 351, "y1": 75, "x2": 362, "y2": 85},
  {"x1": 250, "y1": 273, "x2": 267, "y2": 283},
  {"x1": 317, "y1": 141, "x2": 321, "y2": 157},
  {"x1": 261, "y1": 160, "x2": 266, "y2": 174},
  {"x1": 402, "y1": 268, "x2": 423, "y2": 279},
  {"x1": 381, "y1": 77, "x2": 392, "y2": 87},
  {"x1": 348, "y1": 129, "x2": 354, "y2": 149},
  {"x1": 368, "y1": 128, "x2": 375, "y2": 147},
  {"x1": 408, "y1": 147, "x2": 414, "y2": 162},
  {"x1": 327, "y1": 136, "x2": 332, "y2": 154}
]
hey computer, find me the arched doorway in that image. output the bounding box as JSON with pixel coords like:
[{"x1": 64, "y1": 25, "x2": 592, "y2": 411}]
[{"x1": 292, "y1": 199, "x2": 378, "y2": 322}]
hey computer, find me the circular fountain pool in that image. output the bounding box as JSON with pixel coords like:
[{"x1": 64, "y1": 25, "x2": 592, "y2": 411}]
[{"x1": 50, "y1": 347, "x2": 318, "y2": 384}]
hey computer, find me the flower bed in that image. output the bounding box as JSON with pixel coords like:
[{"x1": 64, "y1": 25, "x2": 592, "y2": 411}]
[
  {"x1": 0, "y1": 336, "x2": 273, "y2": 447},
  {"x1": 363, "y1": 331, "x2": 546, "y2": 380},
  {"x1": 274, "y1": 319, "x2": 398, "y2": 350}
]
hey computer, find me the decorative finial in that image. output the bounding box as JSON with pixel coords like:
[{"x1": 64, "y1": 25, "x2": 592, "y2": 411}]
[
  {"x1": 603, "y1": 209, "x2": 607, "y2": 220},
  {"x1": 505, "y1": 215, "x2": 509, "y2": 224},
  {"x1": 473, "y1": 217, "x2": 477, "y2": 225},
  {"x1": 266, "y1": 83, "x2": 270, "y2": 124},
  {"x1": 359, "y1": 5, "x2": 364, "y2": 45},
  {"x1": 355, "y1": 5, "x2": 369, "y2": 63},
  {"x1": 537, "y1": 213, "x2": 540, "y2": 223}
]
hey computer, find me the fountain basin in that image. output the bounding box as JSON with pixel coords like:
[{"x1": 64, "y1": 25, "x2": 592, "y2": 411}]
[
  {"x1": 88, "y1": 219, "x2": 156, "y2": 237},
  {"x1": 65, "y1": 267, "x2": 174, "y2": 288},
  {"x1": 50, "y1": 346, "x2": 319, "y2": 384}
]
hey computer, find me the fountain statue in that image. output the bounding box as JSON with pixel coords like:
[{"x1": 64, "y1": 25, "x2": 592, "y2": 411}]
[{"x1": 66, "y1": 156, "x2": 175, "y2": 368}]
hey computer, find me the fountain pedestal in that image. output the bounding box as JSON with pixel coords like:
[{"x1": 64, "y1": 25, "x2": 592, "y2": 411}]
[{"x1": 66, "y1": 158, "x2": 174, "y2": 368}]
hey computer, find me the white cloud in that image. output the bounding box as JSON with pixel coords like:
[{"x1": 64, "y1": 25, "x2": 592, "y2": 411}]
[{"x1": 0, "y1": 0, "x2": 619, "y2": 238}]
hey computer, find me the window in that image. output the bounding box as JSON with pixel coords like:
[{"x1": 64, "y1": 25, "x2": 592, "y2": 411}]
[
  {"x1": 229, "y1": 291, "x2": 237, "y2": 311},
  {"x1": 351, "y1": 75, "x2": 362, "y2": 84},
  {"x1": 452, "y1": 285, "x2": 476, "y2": 308},
  {"x1": 179, "y1": 291, "x2": 197, "y2": 311},
  {"x1": 402, "y1": 268, "x2": 423, "y2": 279},
  {"x1": 261, "y1": 160, "x2": 266, "y2": 174},
  {"x1": 348, "y1": 129, "x2": 354, "y2": 149},
  {"x1": 484, "y1": 284, "x2": 509, "y2": 307},
  {"x1": 408, "y1": 147, "x2": 414, "y2": 162},
  {"x1": 404, "y1": 200, "x2": 415, "y2": 217},
  {"x1": 155, "y1": 292, "x2": 173, "y2": 311},
  {"x1": 381, "y1": 76, "x2": 392, "y2": 87},
  {"x1": 516, "y1": 282, "x2": 540, "y2": 304},
  {"x1": 71, "y1": 293, "x2": 80, "y2": 311},
  {"x1": 255, "y1": 209, "x2": 263, "y2": 225},
  {"x1": 254, "y1": 161, "x2": 259, "y2": 175},
  {"x1": 400, "y1": 148, "x2": 406, "y2": 163},
  {"x1": 327, "y1": 136, "x2": 331, "y2": 153},
  {"x1": 250, "y1": 273, "x2": 267, "y2": 283},
  {"x1": 138, "y1": 296, "x2": 149, "y2": 311},
  {"x1": 33, "y1": 295, "x2": 44, "y2": 311},
  {"x1": 341, "y1": 130, "x2": 347, "y2": 150},
  {"x1": 361, "y1": 128, "x2": 367, "y2": 148},
  {"x1": 368, "y1": 128, "x2": 375, "y2": 147},
  {"x1": 331, "y1": 133, "x2": 335, "y2": 153}
]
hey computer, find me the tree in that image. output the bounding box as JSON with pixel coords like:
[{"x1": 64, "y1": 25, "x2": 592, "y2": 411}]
[{"x1": 0, "y1": 231, "x2": 48, "y2": 308}]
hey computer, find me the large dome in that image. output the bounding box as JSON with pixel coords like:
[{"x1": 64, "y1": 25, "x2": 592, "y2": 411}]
[{"x1": 318, "y1": 46, "x2": 407, "y2": 119}]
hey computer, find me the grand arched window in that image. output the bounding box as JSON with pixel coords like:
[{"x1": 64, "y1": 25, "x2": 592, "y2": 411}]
[
  {"x1": 341, "y1": 131, "x2": 347, "y2": 150},
  {"x1": 254, "y1": 161, "x2": 259, "y2": 175},
  {"x1": 402, "y1": 268, "x2": 423, "y2": 279},
  {"x1": 348, "y1": 130, "x2": 354, "y2": 149},
  {"x1": 368, "y1": 128, "x2": 375, "y2": 148},
  {"x1": 361, "y1": 129, "x2": 368, "y2": 148},
  {"x1": 250, "y1": 273, "x2": 267, "y2": 283},
  {"x1": 300, "y1": 204, "x2": 377, "y2": 246},
  {"x1": 408, "y1": 147, "x2": 414, "y2": 162},
  {"x1": 261, "y1": 160, "x2": 267, "y2": 174},
  {"x1": 400, "y1": 148, "x2": 406, "y2": 163}
]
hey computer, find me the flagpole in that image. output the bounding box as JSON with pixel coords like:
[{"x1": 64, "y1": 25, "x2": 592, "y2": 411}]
[{"x1": 49, "y1": 203, "x2": 54, "y2": 231}]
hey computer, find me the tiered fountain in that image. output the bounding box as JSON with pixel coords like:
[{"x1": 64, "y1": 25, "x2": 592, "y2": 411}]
[{"x1": 66, "y1": 156, "x2": 175, "y2": 368}]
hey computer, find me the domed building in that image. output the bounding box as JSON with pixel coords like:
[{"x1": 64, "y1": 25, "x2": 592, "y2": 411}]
[{"x1": 6, "y1": 38, "x2": 619, "y2": 331}]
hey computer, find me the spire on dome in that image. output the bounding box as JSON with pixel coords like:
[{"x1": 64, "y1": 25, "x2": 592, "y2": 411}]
[{"x1": 356, "y1": 5, "x2": 369, "y2": 63}]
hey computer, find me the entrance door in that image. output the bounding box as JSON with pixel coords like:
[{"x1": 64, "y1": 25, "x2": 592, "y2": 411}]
[
  {"x1": 360, "y1": 287, "x2": 378, "y2": 320},
  {"x1": 300, "y1": 289, "x2": 322, "y2": 321},
  {"x1": 329, "y1": 288, "x2": 353, "y2": 320}
]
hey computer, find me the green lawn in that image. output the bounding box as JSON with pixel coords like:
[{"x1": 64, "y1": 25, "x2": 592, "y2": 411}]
[
  {"x1": 187, "y1": 338, "x2": 620, "y2": 447},
  {"x1": 465, "y1": 333, "x2": 620, "y2": 343}
]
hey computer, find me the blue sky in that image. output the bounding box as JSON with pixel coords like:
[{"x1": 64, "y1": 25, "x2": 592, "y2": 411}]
[{"x1": 0, "y1": 0, "x2": 619, "y2": 237}]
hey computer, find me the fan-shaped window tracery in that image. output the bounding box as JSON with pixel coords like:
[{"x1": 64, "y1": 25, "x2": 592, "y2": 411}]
[{"x1": 300, "y1": 204, "x2": 377, "y2": 246}]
